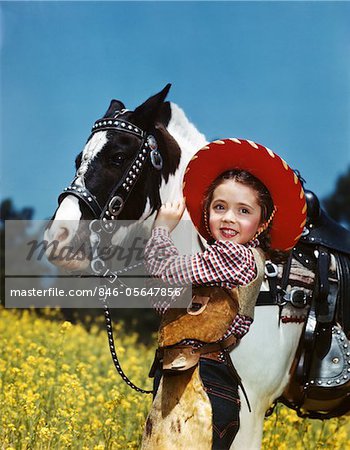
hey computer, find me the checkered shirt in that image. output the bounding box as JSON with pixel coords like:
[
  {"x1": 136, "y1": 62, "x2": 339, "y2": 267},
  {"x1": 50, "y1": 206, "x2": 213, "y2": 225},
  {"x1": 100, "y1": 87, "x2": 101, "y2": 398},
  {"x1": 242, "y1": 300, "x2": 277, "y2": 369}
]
[{"x1": 144, "y1": 226, "x2": 259, "y2": 339}]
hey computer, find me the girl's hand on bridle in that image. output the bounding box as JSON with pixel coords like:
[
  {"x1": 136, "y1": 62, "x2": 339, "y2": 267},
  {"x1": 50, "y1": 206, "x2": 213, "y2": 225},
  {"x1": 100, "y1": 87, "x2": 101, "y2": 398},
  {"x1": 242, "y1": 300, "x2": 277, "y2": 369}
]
[{"x1": 154, "y1": 199, "x2": 186, "y2": 232}]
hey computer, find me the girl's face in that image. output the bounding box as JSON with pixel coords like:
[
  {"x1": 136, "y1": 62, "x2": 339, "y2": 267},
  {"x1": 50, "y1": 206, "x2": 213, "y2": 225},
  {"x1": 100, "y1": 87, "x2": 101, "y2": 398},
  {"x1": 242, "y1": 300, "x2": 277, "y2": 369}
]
[{"x1": 208, "y1": 179, "x2": 262, "y2": 244}]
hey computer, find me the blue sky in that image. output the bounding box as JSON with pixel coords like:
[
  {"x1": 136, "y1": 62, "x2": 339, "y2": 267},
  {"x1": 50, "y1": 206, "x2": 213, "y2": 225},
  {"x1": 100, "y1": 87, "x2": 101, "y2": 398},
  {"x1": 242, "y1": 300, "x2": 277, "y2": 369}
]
[{"x1": 1, "y1": 1, "x2": 349, "y2": 219}]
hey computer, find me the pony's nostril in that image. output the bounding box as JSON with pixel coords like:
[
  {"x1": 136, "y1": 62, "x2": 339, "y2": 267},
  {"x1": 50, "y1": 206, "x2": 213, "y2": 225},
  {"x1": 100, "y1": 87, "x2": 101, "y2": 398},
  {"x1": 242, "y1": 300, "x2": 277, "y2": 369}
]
[{"x1": 56, "y1": 227, "x2": 69, "y2": 242}]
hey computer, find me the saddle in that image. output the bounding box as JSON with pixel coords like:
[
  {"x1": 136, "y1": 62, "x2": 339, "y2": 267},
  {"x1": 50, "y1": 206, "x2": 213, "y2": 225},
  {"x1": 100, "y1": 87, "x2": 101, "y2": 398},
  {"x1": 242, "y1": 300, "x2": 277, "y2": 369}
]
[{"x1": 280, "y1": 190, "x2": 350, "y2": 419}]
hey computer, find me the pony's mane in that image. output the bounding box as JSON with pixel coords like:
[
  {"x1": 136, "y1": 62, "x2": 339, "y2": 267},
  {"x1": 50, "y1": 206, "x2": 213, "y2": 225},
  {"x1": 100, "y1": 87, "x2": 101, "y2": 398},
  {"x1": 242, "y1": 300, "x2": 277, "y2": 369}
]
[
  {"x1": 156, "y1": 102, "x2": 207, "y2": 213},
  {"x1": 167, "y1": 103, "x2": 207, "y2": 161}
]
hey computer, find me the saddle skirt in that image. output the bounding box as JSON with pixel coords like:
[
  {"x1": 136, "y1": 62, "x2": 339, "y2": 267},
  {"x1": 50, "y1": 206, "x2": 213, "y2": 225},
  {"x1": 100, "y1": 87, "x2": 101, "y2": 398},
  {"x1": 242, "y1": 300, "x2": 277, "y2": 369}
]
[{"x1": 279, "y1": 190, "x2": 350, "y2": 419}]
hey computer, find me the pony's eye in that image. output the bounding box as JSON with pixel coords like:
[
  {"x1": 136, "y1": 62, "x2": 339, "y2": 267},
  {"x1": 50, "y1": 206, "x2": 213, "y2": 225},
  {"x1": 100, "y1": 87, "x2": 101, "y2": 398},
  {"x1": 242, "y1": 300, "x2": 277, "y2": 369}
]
[{"x1": 110, "y1": 154, "x2": 125, "y2": 167}]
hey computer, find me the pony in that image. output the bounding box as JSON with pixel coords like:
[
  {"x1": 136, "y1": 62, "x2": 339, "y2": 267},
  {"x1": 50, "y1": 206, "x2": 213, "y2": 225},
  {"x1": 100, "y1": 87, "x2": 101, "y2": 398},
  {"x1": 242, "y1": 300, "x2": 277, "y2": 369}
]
[{"x1": 45, "y1": 85, "x2": 331, "y2": 449}]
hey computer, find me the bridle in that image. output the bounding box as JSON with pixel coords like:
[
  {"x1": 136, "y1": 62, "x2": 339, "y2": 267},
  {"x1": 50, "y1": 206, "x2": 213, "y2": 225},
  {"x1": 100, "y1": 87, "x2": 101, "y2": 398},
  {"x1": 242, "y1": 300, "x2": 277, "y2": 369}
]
[
  {"x1": 58, "y1": 111, "x2": 163, "y2": 231},
  {"x1": 57, "y1": 111, "x2": 165, "y2": 394}
]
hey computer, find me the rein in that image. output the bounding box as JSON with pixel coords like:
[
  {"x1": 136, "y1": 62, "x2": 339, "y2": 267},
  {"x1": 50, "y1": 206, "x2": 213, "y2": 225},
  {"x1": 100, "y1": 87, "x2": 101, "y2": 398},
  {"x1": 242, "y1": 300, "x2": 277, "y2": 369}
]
[
  {"x1": 58, "y1": 113, "x2": 164, "y2": 394},
  {"x1": 88, "y1": 218, "x2": 152, "y2": 394}
]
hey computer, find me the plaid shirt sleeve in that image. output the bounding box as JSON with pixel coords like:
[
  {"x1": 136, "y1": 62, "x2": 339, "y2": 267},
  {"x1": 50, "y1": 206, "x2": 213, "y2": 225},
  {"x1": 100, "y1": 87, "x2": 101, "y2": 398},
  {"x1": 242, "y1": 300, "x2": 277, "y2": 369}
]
[
  {"x1": 144, "y1": 226, "x2": 257, "y2": 288},
  {"x1": 221, "y1": 314, "x2": 253, "y2": 340}
]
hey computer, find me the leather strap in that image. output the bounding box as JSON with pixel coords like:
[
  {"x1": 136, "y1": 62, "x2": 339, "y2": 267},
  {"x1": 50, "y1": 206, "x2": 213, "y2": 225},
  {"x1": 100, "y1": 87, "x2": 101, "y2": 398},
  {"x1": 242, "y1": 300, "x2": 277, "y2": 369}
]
[
  {"x1": 256, "y1": 291, "x2": 274, "y2": 306},
  {"x1": 161, "y1": 334, "x2": 237, "y2": 371},
  {"x1": 336, "y1": 252, "x2": 350, "y2": 336},
  {"x1": 265, "y1": 261, "x2": 279, "y2": 303},
  {"x1": 315, "y1": 246, "x2": 330, "y2": 320},
  {"x1": 201, "y1": 351, "x2": 223, "y2": 362},
  {"x1": 223, "y1": 350, "x2": 251, "y2": 412},
  {"x1": 197, "y1": 334, "x2": 237, "y2": 355}
]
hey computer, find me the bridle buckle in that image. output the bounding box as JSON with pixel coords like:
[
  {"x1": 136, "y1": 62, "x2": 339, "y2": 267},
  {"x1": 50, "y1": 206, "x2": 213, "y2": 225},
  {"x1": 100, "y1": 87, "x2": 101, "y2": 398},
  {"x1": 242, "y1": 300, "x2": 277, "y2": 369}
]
[
  {"x1": 150, "y1": 149, "x2": 163, "y2": 170},
  {"x1": 148, "y1": 135, "x2": 163, "y2": 170},
  {"x1": 108, "y1": 196, "x2": 124, "y2": 217}
]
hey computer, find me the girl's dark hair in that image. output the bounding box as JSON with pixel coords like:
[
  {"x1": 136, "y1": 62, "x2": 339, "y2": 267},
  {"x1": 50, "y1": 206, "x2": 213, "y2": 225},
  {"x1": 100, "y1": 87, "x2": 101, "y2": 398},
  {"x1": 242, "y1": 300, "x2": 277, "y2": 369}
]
[{"x1": 203, "y1": 169, "x2": 288, "y2": 262}]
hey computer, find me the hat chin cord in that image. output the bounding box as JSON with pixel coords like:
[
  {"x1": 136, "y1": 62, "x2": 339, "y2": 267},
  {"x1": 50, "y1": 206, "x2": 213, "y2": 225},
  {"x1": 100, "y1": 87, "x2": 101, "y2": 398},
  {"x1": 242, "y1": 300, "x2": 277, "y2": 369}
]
[
  {"x1": 203, "y1": 208, "x2": 214, "y2": 240},
  {"x1": 253, "y1": 206, "x2": 277, "y2": 241}
]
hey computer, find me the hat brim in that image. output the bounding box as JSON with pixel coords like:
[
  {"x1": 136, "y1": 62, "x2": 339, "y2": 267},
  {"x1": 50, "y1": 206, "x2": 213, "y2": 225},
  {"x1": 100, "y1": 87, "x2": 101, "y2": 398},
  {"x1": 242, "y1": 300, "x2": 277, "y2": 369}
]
[{"x1": 183, "y1": 139, "x2": 307, "y2": 251}]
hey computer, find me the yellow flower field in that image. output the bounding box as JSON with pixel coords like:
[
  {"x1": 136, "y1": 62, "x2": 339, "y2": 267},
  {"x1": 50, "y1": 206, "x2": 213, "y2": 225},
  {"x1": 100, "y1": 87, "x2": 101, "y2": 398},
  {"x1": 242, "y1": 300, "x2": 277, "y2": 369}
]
[{"x1": 0, "y1": 307, "x2": 349, "y2": 449}]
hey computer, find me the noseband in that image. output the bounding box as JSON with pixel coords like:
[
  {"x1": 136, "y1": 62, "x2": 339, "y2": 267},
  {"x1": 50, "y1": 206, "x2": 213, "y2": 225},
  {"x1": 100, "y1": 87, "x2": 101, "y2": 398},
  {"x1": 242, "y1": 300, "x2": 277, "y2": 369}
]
[{"x1": 58, "y1": 112, "x2": 163, "y2": 230}]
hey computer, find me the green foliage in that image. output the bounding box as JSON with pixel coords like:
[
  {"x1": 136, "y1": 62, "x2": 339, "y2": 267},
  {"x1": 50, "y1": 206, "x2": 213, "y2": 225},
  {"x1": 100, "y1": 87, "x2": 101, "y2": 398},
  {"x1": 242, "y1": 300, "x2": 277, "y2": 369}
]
[
  {"x1": 323, "y1": 165, "x2": 350, "y2": 229},
  {"x1": 0, "y1": 307, "x2": 155, "y2": 449},
  {"x1": 1, "y1": 307, "x2": 349, "y2": 449}
]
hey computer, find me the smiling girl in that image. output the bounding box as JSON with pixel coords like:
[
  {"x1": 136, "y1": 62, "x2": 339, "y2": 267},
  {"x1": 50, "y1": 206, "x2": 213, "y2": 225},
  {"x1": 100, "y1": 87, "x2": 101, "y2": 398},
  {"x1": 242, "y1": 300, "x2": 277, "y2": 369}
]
[{"x1": 143, "y1": 139, "x2": 306, "y2": 449}]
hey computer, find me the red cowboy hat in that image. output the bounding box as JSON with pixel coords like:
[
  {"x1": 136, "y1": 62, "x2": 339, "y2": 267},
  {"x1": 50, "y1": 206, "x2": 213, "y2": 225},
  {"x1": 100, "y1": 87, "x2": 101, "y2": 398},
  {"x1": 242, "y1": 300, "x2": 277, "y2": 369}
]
[{"x1": 183, "y1": 138, "x2": 307, "y2": 251}]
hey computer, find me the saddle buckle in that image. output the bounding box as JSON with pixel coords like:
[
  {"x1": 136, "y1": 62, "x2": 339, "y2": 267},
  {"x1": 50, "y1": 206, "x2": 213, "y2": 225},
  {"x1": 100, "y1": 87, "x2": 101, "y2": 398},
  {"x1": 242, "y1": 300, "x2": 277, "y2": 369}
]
[
  {"x1": 265, "y1": 262, "x2": 279, "y2": 278},
  {"x1": 284, "y1": 288, "x2": 308, "y2": 308}
]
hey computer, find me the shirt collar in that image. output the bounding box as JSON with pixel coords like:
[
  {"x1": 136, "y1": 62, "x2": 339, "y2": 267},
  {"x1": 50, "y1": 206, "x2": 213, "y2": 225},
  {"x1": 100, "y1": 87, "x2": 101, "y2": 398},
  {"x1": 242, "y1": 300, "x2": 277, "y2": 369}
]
[
  {"x1": 212, "y1": 238, "x2": 260, "y2": 248},
  {"x1": 246, "y1": 238, "x2": 260, "y2": 248}
]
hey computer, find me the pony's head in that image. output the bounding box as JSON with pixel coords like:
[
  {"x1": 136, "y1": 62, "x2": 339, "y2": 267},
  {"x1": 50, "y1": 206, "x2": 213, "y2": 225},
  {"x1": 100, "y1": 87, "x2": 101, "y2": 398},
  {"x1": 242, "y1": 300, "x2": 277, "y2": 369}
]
[{"x1": 45, "y1": 84, "x2": 182, "y2": 270}]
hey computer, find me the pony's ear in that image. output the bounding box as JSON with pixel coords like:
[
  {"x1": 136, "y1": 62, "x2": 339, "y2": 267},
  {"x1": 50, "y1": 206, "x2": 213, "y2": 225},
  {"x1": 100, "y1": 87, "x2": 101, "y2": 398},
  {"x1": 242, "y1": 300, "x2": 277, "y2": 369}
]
[
  {"x1": 103, "y1": 100, "x2": 126, "y2": 118},
  {"x1": 156, "y1": 101, "x2": 172, "y2": 127},
  {"x1": 132, "y1": 84, "x2": 171, "y2": 130}
]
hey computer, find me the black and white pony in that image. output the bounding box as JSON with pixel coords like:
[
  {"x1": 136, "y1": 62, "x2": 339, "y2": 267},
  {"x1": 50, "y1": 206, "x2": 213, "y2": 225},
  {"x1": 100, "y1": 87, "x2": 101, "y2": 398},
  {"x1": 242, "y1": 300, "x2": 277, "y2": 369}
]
[{"x1": 45, "y1": 85, "x2": 348, "y2": 449}]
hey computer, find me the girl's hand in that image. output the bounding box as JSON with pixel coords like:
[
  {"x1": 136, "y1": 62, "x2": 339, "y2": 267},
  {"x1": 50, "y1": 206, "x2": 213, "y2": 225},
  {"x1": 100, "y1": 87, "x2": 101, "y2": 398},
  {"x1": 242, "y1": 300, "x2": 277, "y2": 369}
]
[{"x1": 154, "y1": 199, "x2": 186, "y2": 232}]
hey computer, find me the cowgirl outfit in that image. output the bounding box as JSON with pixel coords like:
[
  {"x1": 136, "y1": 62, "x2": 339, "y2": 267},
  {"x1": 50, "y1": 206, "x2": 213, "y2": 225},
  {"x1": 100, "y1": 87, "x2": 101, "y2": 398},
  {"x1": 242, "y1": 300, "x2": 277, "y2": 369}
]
[
  {"x1": 145, "y1": 229, "x2": 265, "y2": 448},
  {"x1": 144, "y1": 138, "x2": 307, "y2": 450}
]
